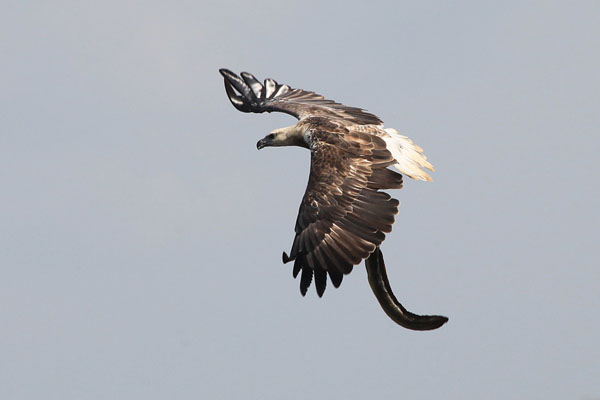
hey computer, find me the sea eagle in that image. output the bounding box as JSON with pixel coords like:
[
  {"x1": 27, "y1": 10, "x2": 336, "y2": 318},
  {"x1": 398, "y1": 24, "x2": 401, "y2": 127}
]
[{"x1": 220, "y1": 69, "x2": 447, "y2": 330}]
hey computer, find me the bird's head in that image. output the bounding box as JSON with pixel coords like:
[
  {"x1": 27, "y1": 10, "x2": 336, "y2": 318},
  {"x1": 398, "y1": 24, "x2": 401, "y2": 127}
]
[{"x1": 257, "y1": 125, "x2": 309, "y2": 149}]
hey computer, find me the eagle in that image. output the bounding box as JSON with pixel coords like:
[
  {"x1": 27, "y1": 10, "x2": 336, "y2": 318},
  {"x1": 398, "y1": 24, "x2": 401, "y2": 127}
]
[{"x1": 220, "y1": 69, "x2": 447, "y2": 330}]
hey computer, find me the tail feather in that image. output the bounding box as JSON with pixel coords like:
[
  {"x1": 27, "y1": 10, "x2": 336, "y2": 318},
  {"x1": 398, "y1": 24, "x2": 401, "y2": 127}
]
[{"x1": 382, "y1": 128, "x2": 434, "y2": 182}]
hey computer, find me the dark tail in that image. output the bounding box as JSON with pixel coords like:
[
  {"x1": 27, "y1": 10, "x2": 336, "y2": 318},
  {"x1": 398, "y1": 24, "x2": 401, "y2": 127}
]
[{"x1": 365, "y1": 247, "x2": 448, "y2": 331}]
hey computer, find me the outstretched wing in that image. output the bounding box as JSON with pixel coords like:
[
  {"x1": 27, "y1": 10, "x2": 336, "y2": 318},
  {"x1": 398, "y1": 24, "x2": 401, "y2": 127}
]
[
  {"x1": 219, "y1": 69, "x2": 382, "y2": 125},
  {"x1": 283, "y1": 120, "x2": 403, "y2": 297}
]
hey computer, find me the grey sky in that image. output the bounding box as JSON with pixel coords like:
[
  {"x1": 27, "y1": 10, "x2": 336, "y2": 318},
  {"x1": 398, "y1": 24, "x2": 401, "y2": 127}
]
[{"x1": 2, "y1": 1, "x2": 599, "y2": 399}]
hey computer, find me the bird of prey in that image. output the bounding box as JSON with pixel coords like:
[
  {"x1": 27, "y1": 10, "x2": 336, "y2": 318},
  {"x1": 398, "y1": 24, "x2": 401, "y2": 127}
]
[{"x1": 219, "y1": 69, "x2": 447, "y2": 330}]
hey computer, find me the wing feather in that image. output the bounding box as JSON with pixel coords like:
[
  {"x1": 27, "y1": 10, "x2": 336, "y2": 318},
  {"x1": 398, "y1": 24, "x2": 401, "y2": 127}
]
[
  {"x1": 220, "y1": 69, "x2": 382, "y2": 125},
  {"x1": 283, "y1": 121, "x2": 403, "y2": 295},
  {"x1": 219, "y1": 69, "x2": 437, "y2": 300}
]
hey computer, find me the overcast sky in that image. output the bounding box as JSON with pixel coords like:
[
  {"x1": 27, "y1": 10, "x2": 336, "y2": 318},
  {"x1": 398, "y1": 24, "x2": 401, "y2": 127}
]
[{"x1": 2, "y1": 1, "x2": 599, "y2": 399}]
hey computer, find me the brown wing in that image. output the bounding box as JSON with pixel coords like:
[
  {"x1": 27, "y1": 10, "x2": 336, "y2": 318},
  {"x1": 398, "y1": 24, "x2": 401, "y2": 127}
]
[
  {"x1": 282, "y1": 119, "x2": 403, "y2": 297},
  {"x1": 219, "y1": 69, "x2": 382, "y2": 125}
]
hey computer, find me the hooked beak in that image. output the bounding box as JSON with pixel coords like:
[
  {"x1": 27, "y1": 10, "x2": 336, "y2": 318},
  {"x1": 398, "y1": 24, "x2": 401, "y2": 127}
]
[{"x1": 257, "y1": 133, "x2": 274, "y2": 150}]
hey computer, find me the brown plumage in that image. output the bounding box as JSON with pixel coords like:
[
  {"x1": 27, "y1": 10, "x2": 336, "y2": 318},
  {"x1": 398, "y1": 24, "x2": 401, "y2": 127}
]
[
  {"x1": 282, "y1": 118, "x2": 403, "y2": 296},
  {"x1": 220, "y1": 68, "x2": 447, "y2": 330},
  {"x1": 219, "y1": 68, "x2": 433, "y2": 297}
]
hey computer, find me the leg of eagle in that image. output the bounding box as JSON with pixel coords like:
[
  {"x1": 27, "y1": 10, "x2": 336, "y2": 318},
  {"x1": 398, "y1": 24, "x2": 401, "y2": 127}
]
[{"x1": 365, "y1": 247, "x2": 448, "y2": 330}]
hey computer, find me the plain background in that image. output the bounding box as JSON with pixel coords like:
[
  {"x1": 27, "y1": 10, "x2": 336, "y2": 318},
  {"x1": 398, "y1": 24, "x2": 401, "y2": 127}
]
[{"x1": 2, "y1": 1, "x2": 599, "y2": 399}]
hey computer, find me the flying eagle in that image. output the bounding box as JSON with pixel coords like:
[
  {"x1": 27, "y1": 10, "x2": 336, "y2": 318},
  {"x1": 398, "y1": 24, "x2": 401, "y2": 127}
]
[{"x1": 220, "y1": 69, "x2": 447, "y2": 330}]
